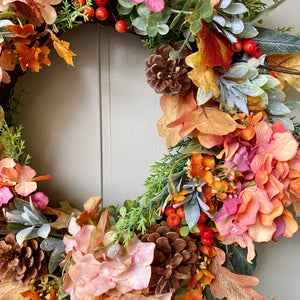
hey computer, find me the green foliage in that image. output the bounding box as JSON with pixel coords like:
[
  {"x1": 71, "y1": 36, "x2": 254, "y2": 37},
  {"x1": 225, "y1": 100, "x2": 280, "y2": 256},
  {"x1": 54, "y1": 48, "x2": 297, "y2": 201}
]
[
  {"x1": 6, "y1": 89, "x2": 27, "y2": 126},
  {"x1": 292, "y1": 121, "x2": 300, "y2": 146},
  {"x1": 238, "y1": 0, "x2": 267, "y2": 21},
  {"x1": 224, "y1": 244, "x2": 257, "y2": 276},
  {"x1": 3, "y1": 198, "x2": 51, "y2": 245},
  {"x1": 0, "y1": 120, "x2": 31, "y2": 165},
  {"x1": 253, "y1": 27, "x2": 300, "y2": 54},
  {"x1": 55, "y1": 0, "x2": 92, "y2": 31}
]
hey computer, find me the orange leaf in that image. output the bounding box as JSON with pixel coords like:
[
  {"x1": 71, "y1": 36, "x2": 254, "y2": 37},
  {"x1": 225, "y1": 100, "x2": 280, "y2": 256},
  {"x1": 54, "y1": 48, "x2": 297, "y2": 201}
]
[
  {"x1": 167, "y1": 105, "x2": 243, "y2": 138},
  {"x1": 181, "y1": 288, "x2": 204, "y2": 300},
  {"x1": 208, "y1": 248, "x2": 268, "y2": 300},
  {"x1": 157, "y1": 90, "x2": 197, "y2": 148},
  {"x1": 49, "y1": 31, "x2": 76, "y2": 66},
  {"x1": 187, "y1": 21, "x2": 233, "y2": 71}
]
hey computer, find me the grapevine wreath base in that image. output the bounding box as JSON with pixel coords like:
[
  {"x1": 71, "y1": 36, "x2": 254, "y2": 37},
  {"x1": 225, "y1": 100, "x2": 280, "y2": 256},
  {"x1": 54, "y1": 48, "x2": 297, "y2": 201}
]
[{"x1": 1, "y1": 0, "x2": 300, "y2": 299}]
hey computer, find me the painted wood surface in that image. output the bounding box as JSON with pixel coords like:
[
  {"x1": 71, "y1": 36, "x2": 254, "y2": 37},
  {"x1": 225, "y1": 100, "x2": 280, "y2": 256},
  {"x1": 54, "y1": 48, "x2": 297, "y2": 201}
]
[{"x1": 14, "y1": 1, "x2": 300, "y2": 298}]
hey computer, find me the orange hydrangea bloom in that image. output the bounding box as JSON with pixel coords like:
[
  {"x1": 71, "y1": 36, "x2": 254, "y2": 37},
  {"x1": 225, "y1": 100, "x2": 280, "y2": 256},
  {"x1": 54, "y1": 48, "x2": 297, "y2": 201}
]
[{"x1": 7, "y1": 24, "x2": 37, "y2": 38}]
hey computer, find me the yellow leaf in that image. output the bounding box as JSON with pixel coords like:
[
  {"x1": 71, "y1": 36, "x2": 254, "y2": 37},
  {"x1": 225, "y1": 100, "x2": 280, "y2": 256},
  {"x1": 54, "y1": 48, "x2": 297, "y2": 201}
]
[
  {"x1": 49, "y1": 31, "x2": 76, "y2": 66},
  {"x1": 84, "y1": 196, "x2": 103, "y2": 211},
  {"x1": 0, "y1": 282, "x2": 33, "y2": 300},
  {"x1": 185, "y1": 62, "x2": 220, "y2": 97},
  {"x1": 43, "y1": 201, "x2": 81, "y2": 229},
  {"x1": 157, "y1": 90, "x2": 197, "y2": 149},
  {"x1": 267, "y1": 54, "x2": 300, "y2": 92}
]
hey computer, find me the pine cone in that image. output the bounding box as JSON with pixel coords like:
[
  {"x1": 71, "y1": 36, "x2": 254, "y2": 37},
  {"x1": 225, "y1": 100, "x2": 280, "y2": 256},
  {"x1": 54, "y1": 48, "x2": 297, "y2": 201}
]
[
  {"x1": 0, "y1": 233, "x2": 46, "y2": 285},
  {"x1": 145, "y1": 43, "x2": 192, "y2": 96},
  {"x1": 138, "y1": 221, "x2": 198, "y2": 294}
]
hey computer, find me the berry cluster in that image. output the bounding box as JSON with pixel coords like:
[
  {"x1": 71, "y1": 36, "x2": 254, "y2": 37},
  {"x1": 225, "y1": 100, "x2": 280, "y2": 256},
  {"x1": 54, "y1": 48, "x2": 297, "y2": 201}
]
[
  {"x1": 72, "y1": 0, "x2": 127, "y2": 32},
  {"x1": 163, "y1": 205, "x2": 215, "y2": 247},
  {"x1": 231, "y1": 37, "x2": 262, "y2": 59}
]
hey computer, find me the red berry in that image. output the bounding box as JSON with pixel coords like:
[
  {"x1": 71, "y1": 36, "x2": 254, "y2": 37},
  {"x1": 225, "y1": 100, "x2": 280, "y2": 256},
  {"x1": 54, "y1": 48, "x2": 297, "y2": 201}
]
[
  {"x1": 165, "y1": 206, "x2": 177, "y2": 216},
  {"x1": 243, "y1": 39, "x2": 257, "y2": 54},
  {"x1": 197, "y1": 210, "x2": 208, "y2": 224},
  {"x1": 94, "y1": 0, "x2": 107, "y2": 6},
  {"x1": 269, "y1": 71, "x2": 276, "y2": 77},
  {"x1": 231, "y1": 41, "x2": 243, "y2": 53},
  {"x1": 82, "y1": 6, "x2": 94, "y2": 21},
  {"x1": 167, "y1": 213, "x2": 180, "y2": 227},
  {"x1": 201, "y1": 237, "x2": 214, "y2": 246},
  {"x1": 202, "y1": 228, "x2": 214, "y2": 239},
  {"x1": 96, "y1": 6, "x2": 108, "y2": 21},
  {"x1": 115, "y1": 20, "x2": 127, "y2": 33},
  {"x1": 72, "y1": 0, "x2": 85, "y2": 7},
  {"x1": 250, "y1": 47, "x2": 262, "y2": 59},
  {"x1": 194, "y1": 223, "x2": 205, "y2": 236},
  {"x1": 176, "y1": 206, "x2": 185, "y2": 219}
]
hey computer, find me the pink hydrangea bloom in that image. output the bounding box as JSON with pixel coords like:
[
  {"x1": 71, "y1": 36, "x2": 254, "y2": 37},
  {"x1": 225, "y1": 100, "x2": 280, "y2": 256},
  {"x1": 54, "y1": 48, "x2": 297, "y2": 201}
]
[
  {"x1": 27, "y1": 192, "x2": 49, "y2": 210},
  {"x1": 0, "y1": 0, "x2": 62, "y2": 24},
  {"x1": 131, "y1": 0, "x2": 165, "y2": 12},
  {"x1": 0, "y1": 186, "x2": 13, "y2": 206}
]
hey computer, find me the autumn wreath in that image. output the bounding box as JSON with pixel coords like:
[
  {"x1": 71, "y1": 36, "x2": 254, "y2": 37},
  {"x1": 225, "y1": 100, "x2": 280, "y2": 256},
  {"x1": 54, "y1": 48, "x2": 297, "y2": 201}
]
[{"x1": 0, "y1": 0, "x2": 300, "y2": 299}]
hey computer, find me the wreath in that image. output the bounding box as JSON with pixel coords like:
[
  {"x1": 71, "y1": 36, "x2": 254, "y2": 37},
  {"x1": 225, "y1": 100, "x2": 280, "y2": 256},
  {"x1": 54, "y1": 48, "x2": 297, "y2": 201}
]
[{"x1": 0, "y1": 0, "x2": 300, "y2": 299}]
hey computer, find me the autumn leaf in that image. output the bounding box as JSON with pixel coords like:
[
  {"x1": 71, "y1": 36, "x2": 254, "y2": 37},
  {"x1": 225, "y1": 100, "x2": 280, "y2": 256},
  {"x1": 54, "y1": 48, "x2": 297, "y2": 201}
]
[
  {"x1": 291, "y1": 194, "x2": 300, "y2": 217},
  {"x1": 167, "y1": 105, "x2": 243, "y2": 138},
  {"x1": 49, "y1": 31, "x2": 76, "y2": 66},
  {"x1": 208, "y1": 247, "x2": 267, "y2": 300},
  {"x1": 0, "y1": 282, "x2": 34, "y2": 300},
  {"x1": 267, "y1": 54, "x2": 300, "y2": 92},
  {"x1": 157, "y1": 90, "x2": 197, "y2": 148},
  {"x1": 185, "y1": 64, "x2": 220, "y2": 98},
  {"x1": 42, "y1": 201, "x2": 81, "y2": 229},
  {"x1": 186, "y1": 21, "x2": 233, "y2": 71}
]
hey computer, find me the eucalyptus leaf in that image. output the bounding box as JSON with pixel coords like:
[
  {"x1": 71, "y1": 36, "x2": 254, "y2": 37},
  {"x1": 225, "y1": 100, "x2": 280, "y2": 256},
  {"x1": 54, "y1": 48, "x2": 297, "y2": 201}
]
[
  {"x1": 222, "y1": 3, "x2": 248, "y2": 14},
  {"x1": 132, "y1": 17, "x2": 147, "y2": 31},
  {"x1": 266, "y1": 88, "x2": 285, "y2": 103},
  {"x1": 180, "y1": 226, "x2": 190, "y2": 236},
  {"x1": 190, "y1": 19, "x2": 202, "y2": 34},
  {"x1": 239, "y1": 23, "x2": 258, "y2": 38},
  {"x1": 226, "y1": 18, "x2": 244, "y2": 34},
  {"x1": 253, "y1": 27, "x2": 300, "y2": 54},
  {"x1": 117, "y1": 4, "x2": 133, "y2": 15},
  {"x1": 219, "y1": 0, "x2": 232, "y2": 9},
  {"x1": 16, "y1": 226, "x2": 35, "y2": 245},
  {"x1": 197, "y1": 87, "x2": 214, "y2": 105},
  {"x1": 226, "y1": 244, "x2": 257, "y2": 275},
  {"x1": 184, "y1": 194, "x2": 200, "y2": 228},
  {"x1": 271, "y1": 115, "x2": 294, "y2": 131},
  {"x1": 118, "y1": 0, "x2": 135, "y2": 8},
  {"x1": 146, "y1": 25, "x2": 158, "y2": 37},
  {"x1": 267, "y1": 101, "x2": 291, "y2": 115},
  {"x1": 37, "y1": 223, "x2": 51, "y2": 239},
  {"x1": 213, "y1": 15, "x2": 226, "y2": 27},
  {"x1": 200, "y1": 3, "x2": 214, "y2": 22},
  {"x1": 157, "y1": 24, "x2": 169, "y2": 35}
]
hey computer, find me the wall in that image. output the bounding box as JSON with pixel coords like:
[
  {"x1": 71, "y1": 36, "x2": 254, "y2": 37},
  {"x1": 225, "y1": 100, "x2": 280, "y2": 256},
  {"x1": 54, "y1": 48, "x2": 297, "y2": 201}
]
[{"x1": 14, "y1": 1, "x2": 300, "y2": 299}]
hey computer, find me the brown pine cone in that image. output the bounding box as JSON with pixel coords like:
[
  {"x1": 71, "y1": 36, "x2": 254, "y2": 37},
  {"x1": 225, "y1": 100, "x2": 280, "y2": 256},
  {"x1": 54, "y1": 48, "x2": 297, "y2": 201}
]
[
  {"x1": 0, "y1": 233, "x2": 46, "y2": 285},
  {"x1": 145, "y1": 43, "x2": 192, "y2": 96},
  {"x1": 138, "y1": 221, "x2": 198, "y2": 294}
]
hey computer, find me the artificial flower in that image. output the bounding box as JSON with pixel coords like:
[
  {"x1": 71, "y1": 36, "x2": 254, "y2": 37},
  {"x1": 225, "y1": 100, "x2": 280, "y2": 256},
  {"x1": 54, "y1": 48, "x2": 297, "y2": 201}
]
[
  {"x1": 130, "y1": 0, "x2": 165, "y2": 12},
  {"x1": 0, "y1": 0, "x2": 63, "y2": 24},
  {"x1": 2, "y1": 163, "x2": 51, "y2": 197},
  {"x1": 27, "y1": 192, "x2": 49, "y2": 210},
  {"x1": 7, "y1": 24, "x2": 37, "y2": 38},
  {"x1": 0, "y1": 186, "x2": 13, "y2": 206}
]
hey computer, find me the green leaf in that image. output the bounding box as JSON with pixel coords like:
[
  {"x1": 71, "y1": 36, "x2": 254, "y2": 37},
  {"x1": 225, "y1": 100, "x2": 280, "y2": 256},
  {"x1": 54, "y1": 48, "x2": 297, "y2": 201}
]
[
  {"x1": 182, "y1": 138, "x2": 217, "y2": 156},
  {"x1": 16, "y1": 226, "x2": 35, "y2": 245},
  {"x1": 271, "y1": 116, "x2": 294, "y2": 131},
  {"x1": 190, "y1": 19, "x2": 202, "y2": 34},
  {"x1": 197, "y1": 87, "x2": 214, "y2": 105},
  {"x1": 184, "y1": 195, "x2": 200, "y2": 228},
  {"x1": 226, "y1": 244, "x2": 257, "y2": 276},
  {"x1": 180, "y1": 226, "x2": 190, "y2": 236},
  {"x1": 267, "y1": 101, "x2": 290, "y2": 115},
  {"x1": 157, "y1": 24, "x2": 169, "y2": 35},
  {"x1": 37, "y1": 223, "x2": 51, "y2": 239},
  {"x1": 239, "y1": 23, "x2": 258, "y2": 38},
  {"x1": 117, "y1": 4, "x2": 133, "y2": 15},
  {"x1": 118, "y1": 0, "x2": 135, "y2": 8},
  {"x1": 169, "y1": 50, "x2": 182, "y2": 59},
  {"x1": 132, "y1": 17, "x2": 147, "y2": 31},
  {"x1": 200, "y1": 3, "x2": 214, "y2": 21},
  {"x1": 266, "y1": 88, "x2": 285, "y2": 102},
  {"x1": 237, "y1": 81, "x2": 264, "y2": 97},
  {"x1": 137, "y1": 3, "x2": 150, "y2": 18},
  {"x1": 226, "y1": 18, "x2": 244, "y2": 35},
  {"x1": 222, "y1": 3, "x2": 248, "y2": 14},
  {"x1": 146, "y1": 25, "x2": 158, "y2": 37},
  {"x1": 119, "y1": 206, "x2": 127, "y2": 217},
  {"x1": 253, "y1": 27, "x2": 300, "y2": 54},
  {"x1": 225, "y1": 63, "x2": 251, "y2": 79}
]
